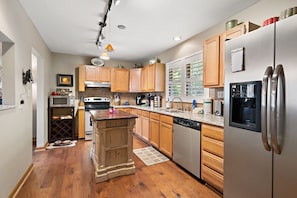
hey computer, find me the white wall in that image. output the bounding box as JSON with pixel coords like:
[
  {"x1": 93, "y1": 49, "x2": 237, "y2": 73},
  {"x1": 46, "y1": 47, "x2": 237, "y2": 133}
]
[
  {"x1": 51, "y1": 53, "x2": 135, "y2": 98},
  {"x1": 155, "y1": 0, "x2": 297, "y2": 64},
  {"x1": 0, "y1": 0, "x2": 51, "y2": 197}
]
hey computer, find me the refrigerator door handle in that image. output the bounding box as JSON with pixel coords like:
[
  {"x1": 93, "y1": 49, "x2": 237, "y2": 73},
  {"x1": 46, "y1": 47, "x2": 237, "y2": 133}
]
[
  {"x1": 261, "y1": 66, "x2": 273, "y2": 151},
  {"x1": 270, "y1": 64, "x2": 285, "y2": 154}
]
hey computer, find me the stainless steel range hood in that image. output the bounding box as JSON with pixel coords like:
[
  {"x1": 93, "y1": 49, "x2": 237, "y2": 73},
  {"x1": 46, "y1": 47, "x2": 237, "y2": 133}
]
[{"x1": 85, "y1": 81, "x2": 111, "y2": 88}]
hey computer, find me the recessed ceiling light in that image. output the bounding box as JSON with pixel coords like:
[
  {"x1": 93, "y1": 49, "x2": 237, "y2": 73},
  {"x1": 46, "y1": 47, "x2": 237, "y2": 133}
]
[
  {"x1": 173, "y1": 36, "x2": 182, "y2": 41},
  {"x1": 117, "y1": 25, "x2": 126, "y2": 30}
]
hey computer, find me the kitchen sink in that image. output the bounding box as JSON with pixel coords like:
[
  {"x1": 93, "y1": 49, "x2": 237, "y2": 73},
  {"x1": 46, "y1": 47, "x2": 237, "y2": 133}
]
[{"x1": 160, "y1": 109, "x2": 184, "y2": 113}]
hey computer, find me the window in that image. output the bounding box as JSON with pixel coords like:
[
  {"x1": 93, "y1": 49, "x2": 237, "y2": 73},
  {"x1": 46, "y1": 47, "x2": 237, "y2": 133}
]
[{"x1": 166, "y1": 51, "x2": 208, "y2": 103}]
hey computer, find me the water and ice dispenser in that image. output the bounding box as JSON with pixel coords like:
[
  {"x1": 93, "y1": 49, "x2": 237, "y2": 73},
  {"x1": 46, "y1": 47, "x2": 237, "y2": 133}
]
[{"x1": 229, "y1": 81, "x2": 262, "y2": 132}]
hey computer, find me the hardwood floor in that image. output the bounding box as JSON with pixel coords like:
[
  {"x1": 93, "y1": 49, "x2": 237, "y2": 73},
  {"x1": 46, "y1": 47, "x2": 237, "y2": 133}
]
[{"x1": 17, "y1": 136, "x2": 221, "y2": 198}]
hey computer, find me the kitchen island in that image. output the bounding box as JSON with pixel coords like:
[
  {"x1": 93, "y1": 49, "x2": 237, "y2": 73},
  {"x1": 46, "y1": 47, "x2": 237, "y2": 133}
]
[{"x1": 89, "y1": 109, "x2": 137, "y2": 183}]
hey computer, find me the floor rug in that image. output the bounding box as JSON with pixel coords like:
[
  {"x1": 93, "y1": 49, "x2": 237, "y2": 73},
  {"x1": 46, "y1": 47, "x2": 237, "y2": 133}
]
[
  {"x1": 46, "y1": 140, "x2": 77, "y2": 150},
  {"x1": 133, "y1": 146, "x2": 169, "y2": 166}
]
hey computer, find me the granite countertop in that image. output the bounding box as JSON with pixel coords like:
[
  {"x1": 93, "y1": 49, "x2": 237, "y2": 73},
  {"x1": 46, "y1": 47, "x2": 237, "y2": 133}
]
[
  {"x1": 114, "y1": 105, "x2": 224, "y2": 127},
  {"x1": 89, "y1": 109, "x2": 137, "y2": 121}
]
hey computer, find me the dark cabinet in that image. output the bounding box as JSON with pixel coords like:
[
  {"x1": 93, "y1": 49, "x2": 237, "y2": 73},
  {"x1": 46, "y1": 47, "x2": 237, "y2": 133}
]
[{"x1": 48, "y1": 106, "x2": 75, "y2": 143}]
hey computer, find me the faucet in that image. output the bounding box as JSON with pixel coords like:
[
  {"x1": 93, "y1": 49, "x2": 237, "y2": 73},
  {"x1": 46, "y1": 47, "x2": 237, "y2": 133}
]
[
  {"x1": 171, "y1": 96, "x2": 183, "y2": 102},
  {"x1": 171, "y1": 97, "x2": 183, "y2": 110}
]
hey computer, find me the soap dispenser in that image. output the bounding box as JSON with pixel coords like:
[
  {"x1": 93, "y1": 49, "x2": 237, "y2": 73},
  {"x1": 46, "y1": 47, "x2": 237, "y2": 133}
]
[{"x1": 166, "y1": 98, "x2": 171, "y2": 109}]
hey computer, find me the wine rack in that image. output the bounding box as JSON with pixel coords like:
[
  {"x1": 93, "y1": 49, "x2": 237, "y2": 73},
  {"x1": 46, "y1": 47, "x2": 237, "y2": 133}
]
[{"x1": 48, "y1": 106, "x2": 75, "y2": 143}]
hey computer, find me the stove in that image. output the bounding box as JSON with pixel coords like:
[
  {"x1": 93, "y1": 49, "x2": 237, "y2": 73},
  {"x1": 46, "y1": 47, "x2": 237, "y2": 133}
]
[{"x1": 84, "y1": 97, "x2": 110, "y2": 140}]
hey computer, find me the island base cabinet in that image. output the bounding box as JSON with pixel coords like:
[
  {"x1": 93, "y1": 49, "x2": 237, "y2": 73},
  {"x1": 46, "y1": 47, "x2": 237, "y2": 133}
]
[{"x1": 91, "y1": 118, "x2": 136, "y2": 183}]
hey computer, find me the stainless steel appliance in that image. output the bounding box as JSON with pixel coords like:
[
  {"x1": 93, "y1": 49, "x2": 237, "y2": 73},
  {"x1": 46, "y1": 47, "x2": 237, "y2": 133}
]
[
  {"x1": 214, "y1": 100, "x2": 223, "y2": 116},
  {"x1": 84, "y1": 97, "x2": 110, "y2": 140},
  {"x1": 224, "y1": 15, "x2": 297, "y2": 197},
  {"x1": 49, "y1": 95, "x2": 74, "y2": 107},
  {"x1": 173, "y1": 117, "x2": 201, "y2": 178}
]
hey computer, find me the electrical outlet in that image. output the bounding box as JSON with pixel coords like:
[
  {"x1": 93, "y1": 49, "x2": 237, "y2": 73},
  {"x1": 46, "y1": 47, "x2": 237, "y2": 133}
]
[{"x1": 217, "y1": 91, "x2": 224, "y2": 99}]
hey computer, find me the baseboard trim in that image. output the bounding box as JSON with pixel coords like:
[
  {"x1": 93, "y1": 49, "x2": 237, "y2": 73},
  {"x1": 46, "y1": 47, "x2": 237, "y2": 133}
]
[
  {"x1": 8, "y1": 163, "x2": 34, "y2": 198},
  {"x1": 34, "y1": 141, "x2": 49, "y2": 152}
]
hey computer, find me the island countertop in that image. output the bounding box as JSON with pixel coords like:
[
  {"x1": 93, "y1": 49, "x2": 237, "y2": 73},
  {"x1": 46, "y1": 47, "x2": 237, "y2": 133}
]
[{"x1": 90, "y1": 109, "x2": 137, "y2": 121}]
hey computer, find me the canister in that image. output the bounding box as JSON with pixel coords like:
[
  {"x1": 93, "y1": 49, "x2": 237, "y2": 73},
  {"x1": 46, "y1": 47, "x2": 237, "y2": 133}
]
[{"x1": 203, "y1": 98, "x2": 212, "y2": 115}]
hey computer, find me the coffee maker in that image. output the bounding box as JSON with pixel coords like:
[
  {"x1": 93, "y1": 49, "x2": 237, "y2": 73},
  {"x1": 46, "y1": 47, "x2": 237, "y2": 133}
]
[{"x1": 136, "y1": 95, "x2": 145, "y2": 105}]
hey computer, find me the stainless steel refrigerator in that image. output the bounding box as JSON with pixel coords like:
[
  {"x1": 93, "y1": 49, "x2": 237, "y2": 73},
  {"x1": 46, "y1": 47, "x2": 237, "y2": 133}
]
[{"x1": 224, "y1": 14, "x2": 297, "y2": 198}]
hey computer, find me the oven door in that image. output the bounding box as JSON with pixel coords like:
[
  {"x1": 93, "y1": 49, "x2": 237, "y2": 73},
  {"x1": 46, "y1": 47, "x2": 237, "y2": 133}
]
[{"x1": 84, "y1": 111, "x2": 93, "y2": 140}]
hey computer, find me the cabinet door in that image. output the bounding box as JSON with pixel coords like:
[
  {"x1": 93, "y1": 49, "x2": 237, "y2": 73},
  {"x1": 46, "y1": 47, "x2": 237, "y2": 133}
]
[
  {"x1": 129, "y1": 68, "x2": 142, "y2": 92},
  {"x1": 134, "y1": 110, "x2": 142, "y2": 137},
  {"x1": 85, "y1": 65, "x2": 99, "y2": 81},
  {"x1": 159, "y1": 122, "x2": 173, "y2": 158},
  {"x1": 141, "y1": 66, "x2": 148, "y2": 91},
  {"x1": 150, "y1": 117, "x2": 160, "y2": 148},
  {"x1": 203, "y1": 35, "x2": 220, "y2": 87},
  {"x1": 150, "y1": 113, "x2": 160, "y2": 148},
  {"x1": 78, "y1": 109, "x2": 85, "y2": 139},
  {"x1": 78, "y1": 65, "x2": 86, "y2": 91},
  {"x1": 219, "y1": 33, "x2": 226, "y2": 87},
  {"x1": 111, "y1": 68, "x2": 129, "y2": 92},
  {"x1": 98, "y1": 67, "x2": 111, "y2": 82},
  {"x1": 141, "y1": 113, "x2": 149, "y2": 141},
  {"x1": 147, "y1": 64, "x2": 155, "y2": 91}
]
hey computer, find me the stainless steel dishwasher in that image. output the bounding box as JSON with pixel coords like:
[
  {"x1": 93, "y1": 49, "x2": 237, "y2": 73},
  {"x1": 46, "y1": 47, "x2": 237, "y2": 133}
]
[{"x1": 173, "y1": 117, "x2": 201, "y2": 178}]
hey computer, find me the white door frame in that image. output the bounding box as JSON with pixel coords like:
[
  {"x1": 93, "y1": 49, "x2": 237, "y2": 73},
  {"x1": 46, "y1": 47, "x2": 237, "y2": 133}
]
[{"x1": 32, "y1": 48, "x2": 46, "y2": 148}]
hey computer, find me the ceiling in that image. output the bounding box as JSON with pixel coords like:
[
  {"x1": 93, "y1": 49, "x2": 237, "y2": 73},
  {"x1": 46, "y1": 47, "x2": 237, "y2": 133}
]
[{"x1": 19, "y1": 0, "x2": 259, "y2": 63}]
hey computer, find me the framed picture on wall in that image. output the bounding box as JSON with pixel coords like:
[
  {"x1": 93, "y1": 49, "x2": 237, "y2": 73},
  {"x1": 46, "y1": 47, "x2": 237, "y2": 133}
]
[{"x1": 56, "y1": 74, "x2": 73, "y2": 87}]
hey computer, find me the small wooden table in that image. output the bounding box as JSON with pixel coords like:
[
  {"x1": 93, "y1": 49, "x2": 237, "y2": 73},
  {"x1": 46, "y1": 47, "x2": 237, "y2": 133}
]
[{"x1": 89, "y1": 109, "x2": 137, "y2": 183}]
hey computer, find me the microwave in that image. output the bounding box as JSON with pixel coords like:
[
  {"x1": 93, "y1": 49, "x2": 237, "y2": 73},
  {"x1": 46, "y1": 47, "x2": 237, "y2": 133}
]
[{"x1": 49, "y1": 95, "x2": 75, "y2": 107}]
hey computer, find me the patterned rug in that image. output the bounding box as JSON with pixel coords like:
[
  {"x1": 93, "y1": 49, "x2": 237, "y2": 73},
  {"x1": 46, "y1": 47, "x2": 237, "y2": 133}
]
[
  {"x1": 46, "y1": 140, "x2": 77, "y2": 150},
  {"x1": 133, "y1": 146, "x2": 169, "y2": 166}
]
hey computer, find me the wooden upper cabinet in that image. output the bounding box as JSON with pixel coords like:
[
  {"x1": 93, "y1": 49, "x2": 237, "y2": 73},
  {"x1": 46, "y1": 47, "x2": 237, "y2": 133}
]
[
  {"x1": 203, "y1": 35, "x2": 221, "y2": 87},
  {"x1": 129, "y1": 68, "x2": 142, "y2": 92},
  {"x1": 97, "y1": 67, "x2": 111, "y2": 82},
  {"x1": 85, "y1": 65, "x2": 99, "y2": 81},
  {"x1": 203, "y1": 21, "x2": 259, "y2": 88},
  {"x1": 142, "y1": 63, "x2": 165, "y2": 92},
  {"x1": 111, "y1": 68, "x2": 129, "y2": 92},
  {"x1": 147, "y1": 64, "x2": 155, "y2": 90},
  {"x1": 78, "y1": 65, "x2": 111, "y2": 91},
  {"x1": 83, "y1": 65, "x2": 111, "y2": 82},
  {"x1": 225, "y1": 21, "x2": 260, "y2": 40},
  {"x1": 141, "y1": 66, "x2": 148, "y2": 91}
]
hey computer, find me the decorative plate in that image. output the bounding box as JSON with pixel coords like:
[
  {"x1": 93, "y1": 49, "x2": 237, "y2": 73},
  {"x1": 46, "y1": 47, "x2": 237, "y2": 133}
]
[{"x1": 91, "y1": 57, "x2": 104, "y2": 66}]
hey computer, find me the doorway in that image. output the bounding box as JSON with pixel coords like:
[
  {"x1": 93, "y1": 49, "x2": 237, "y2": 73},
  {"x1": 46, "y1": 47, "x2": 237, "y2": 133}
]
[{"x1": 32, "y1": 49, "x2": 45, "y2": 150}]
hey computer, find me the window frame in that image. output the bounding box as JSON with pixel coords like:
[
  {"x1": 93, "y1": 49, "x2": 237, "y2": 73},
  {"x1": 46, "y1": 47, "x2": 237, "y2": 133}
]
[{"x1": 165, "y1": 51, "x2": 209, "y2": 103}]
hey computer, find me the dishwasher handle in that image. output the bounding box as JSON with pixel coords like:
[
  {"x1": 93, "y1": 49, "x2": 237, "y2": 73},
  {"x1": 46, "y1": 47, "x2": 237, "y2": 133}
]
[{"x1": 173, "y1": 117, "x2": 201, "y2": 130}]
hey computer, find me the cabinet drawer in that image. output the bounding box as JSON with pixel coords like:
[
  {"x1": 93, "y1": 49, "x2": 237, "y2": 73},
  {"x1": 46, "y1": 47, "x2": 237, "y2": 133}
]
[
  {"x1": 160, "y1": 115, "x2": 173, "y2": 125},
  {"x1": 202, "y1": 124, "x2": 224, "y2": 141},
  {"x1": 202, "y1": 150, "x2": 224, "y2": 174},
  {"x1": 150, "y1": 112, "x2": 160, "y2": 120},
  {"x1": 202, "y1": 137, "x2": 224, "y2": 158},
  {"x1": 142, "y1": 110, "x2": 150, "y2": 117},
  {"x1": 201, "y1": 165, "x2": 223, "y2": 192}
]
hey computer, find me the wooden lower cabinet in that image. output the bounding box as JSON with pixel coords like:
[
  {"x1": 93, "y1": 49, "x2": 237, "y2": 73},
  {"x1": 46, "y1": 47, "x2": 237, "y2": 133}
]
[
  {"x1": 201, "y1": 124, "x2": 224, "y2": 192},
  {"x1": 78, "y1": 108, "x2": 85, "y2": 139},
  {"x1": 149, "y1": 112, "x2": 160, "y2": 148},
  {"x1": 117, "y1": 108, "x2": 131, "y2": 114},
  {"x1": 159, "y1": 115, "x2": 173, "y2": 158},
  {"x1": 141, "y1": 110, "x2": 150, "y2": 141}
]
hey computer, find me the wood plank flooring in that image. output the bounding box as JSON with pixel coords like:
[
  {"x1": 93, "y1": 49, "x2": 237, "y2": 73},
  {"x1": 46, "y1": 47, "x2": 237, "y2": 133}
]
[{"x1": 16, "y1": 136, "x2": 221, "y2": 198}]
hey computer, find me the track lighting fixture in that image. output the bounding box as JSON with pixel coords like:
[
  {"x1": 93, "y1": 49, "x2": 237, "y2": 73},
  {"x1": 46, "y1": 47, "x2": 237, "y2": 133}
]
[{"x1": 114, "y1": 0, "x2": 120, "y2": 6}]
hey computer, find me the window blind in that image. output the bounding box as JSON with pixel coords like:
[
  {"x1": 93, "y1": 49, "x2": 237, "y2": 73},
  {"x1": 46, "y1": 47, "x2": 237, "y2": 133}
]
[{"x1": 166, "y1": 51, "x2": 206, "y2": 102}]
